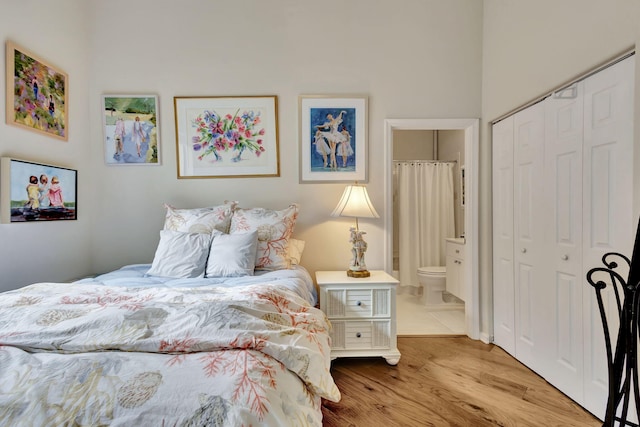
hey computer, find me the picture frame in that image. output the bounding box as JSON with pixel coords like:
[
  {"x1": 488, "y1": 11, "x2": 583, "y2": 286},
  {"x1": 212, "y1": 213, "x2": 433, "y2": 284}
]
[
  {"x1": 5, "y1": 40, "x2": 69, "y2": 141},
  {"x1": 102, "y1": 94, "x2": 160, "y2": 165},
  {"x1": 174, "y1": 95, "x2": 279, "y2": 178},
  {"x1": 0, "y1": 157, "x2": 77, "y2": 223},
  {"x1": 299, "y1": 95, "x2": 368, "y2": 183}
]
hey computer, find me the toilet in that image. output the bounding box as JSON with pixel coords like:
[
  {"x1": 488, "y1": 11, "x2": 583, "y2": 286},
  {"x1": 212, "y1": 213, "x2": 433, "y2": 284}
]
[
  {"x1": 417, "y1": 266, "x2": 447, "y2": 306},
  {"x1": 418, "y1": 266, "x2": 465, "y2": 308}
]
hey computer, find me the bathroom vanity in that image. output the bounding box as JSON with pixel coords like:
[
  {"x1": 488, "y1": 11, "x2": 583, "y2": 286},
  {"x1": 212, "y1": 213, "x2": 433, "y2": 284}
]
[{"x1": 445, "y1": 238, "x2": 465, "y2": 301}]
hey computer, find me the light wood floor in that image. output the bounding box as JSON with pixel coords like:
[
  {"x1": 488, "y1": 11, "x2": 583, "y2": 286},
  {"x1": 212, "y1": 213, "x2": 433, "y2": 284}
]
[{"x1": 322, "y1": 336, "x2": 601, "y2": 426}]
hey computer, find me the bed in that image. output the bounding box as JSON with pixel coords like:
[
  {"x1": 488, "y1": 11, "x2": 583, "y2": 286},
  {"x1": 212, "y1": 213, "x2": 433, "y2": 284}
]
[{"x1": 0, "y1": 202, "x2": 341, "y2": 426}]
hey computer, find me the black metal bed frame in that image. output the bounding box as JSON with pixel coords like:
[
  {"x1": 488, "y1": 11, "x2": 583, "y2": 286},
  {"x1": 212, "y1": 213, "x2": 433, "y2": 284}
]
[{"x1": 586, "y1": 220, "x2": 640, "y2": 427}]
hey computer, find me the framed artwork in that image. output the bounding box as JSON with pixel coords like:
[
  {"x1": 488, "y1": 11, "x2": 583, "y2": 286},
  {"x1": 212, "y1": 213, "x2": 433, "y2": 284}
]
[
  {"x1": 102, "y1": 94, "x2": 160, "y2": 165},
  {"x1": 5, "y1": 40, "x2": 69, "y2": 141},
  {"x1": 174, "y1": 95, "x2": 279, "y2": 178},
  {"x1": 299, "y1": 95, "x2": 367, "y2": 183},
  {"x1": 0, "y1": 157, "x2": 77, "y2": 223}
]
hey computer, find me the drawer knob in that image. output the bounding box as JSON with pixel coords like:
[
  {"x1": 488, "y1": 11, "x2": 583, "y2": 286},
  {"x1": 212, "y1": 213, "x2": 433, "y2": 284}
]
[
  {"x1": 356, "y1": 332, "x2": 362, "y2": 338},
  {"x1": 562, "y1": 254, "x2": 569, "y2": 261},
  {"x1": 356, "y1": 301, "x2": 362, "y2": 307}
]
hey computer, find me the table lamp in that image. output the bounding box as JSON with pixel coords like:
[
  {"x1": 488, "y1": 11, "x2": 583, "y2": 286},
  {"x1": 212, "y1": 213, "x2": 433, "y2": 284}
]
[{"x1": 331, "y1": 183, "x2": 379, "y2": 277}]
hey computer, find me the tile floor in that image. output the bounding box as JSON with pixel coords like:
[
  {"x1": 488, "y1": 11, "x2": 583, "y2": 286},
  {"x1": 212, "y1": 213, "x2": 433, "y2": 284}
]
[{"x1": 396, "y1": 292, "x2": 466, "y2": 335}]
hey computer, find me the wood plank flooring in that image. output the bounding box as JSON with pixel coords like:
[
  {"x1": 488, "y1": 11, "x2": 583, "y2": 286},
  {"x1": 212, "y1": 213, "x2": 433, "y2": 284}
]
[{"x1": 322, "y1": 336, "x2": 601, "y2": 426}]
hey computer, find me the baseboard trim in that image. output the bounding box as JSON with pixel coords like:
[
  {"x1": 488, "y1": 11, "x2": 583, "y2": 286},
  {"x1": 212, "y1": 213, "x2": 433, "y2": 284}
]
[{"x1": 479, "y1": 332, "x2": 492, "y2": 344}]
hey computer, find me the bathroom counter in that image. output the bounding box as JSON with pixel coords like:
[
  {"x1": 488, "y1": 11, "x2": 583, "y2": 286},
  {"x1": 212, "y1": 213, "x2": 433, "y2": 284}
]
[{"x1": 446, "y1": 237, "x2": 465, "y2": 245}]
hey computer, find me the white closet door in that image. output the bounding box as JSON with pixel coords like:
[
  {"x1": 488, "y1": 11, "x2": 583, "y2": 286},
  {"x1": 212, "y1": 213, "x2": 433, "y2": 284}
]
[
  {"x1": 513, "y1": 102, "x2": 547, "y2": 373},
  {"x1": 492, "y1": 115, "x2": 515, "y2": 355},
  {"x1": 582, "y1": 57, "x2": 635, "y2": 420},
  {"x1": 542, "y1": 83, "x2": 585, "y2": 402}
]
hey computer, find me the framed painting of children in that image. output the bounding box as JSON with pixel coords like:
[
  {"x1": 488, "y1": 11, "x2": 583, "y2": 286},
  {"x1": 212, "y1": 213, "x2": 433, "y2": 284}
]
[
  {"x1": 102, "y1": 94, "x2": 160, "y2": 165},
  {"x1": 0, "y1": 158, "x2": 77, "y2": 223}
]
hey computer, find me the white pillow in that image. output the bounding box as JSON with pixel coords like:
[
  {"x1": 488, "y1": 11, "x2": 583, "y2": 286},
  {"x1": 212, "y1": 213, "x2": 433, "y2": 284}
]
[
  {"x1": 205, "y1": 230, "x2": 259, "y2": 278},
  {"x1": 147, "y1": 230, "x2": 212, "y2": 278}
]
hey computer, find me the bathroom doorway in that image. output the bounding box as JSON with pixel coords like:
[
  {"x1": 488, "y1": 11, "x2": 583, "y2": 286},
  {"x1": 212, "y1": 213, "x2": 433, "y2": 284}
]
[{"x1": 383, "y1": 119, "x2": 479, "y2": 339}]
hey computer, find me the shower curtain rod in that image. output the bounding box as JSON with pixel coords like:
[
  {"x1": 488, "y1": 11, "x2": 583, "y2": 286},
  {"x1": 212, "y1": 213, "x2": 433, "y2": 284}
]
[{"x1": 393, "y1": 160, "x2": 457, "y2": 164}]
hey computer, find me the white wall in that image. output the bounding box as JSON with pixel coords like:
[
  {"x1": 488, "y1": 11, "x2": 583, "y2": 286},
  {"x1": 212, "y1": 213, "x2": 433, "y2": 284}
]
[
  {"x1": 481, "y1": 0, "x2": 640, "y2": 338},
  {"x1": 87, "y1": 0, "x2": 483, "y2": 278},
  {"x1": 0, "y1": 0, "x2": 92, "y2": 290},
  {"x1": 393, "y1": 130, "x2": 435, "y2": 160}
]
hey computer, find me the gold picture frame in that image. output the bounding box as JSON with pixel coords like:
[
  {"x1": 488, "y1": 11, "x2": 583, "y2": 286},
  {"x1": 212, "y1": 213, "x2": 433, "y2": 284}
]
[
  {"x1": 5, "y1": 41, "x2": 69, "y2": 141},
  {"x1": 174, "y1": 95, "x2": 279, "y2": 178}
]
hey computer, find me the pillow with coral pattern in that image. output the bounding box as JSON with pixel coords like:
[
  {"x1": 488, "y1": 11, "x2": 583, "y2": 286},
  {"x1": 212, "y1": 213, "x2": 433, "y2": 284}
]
[
  {"x1": 163, "y1": 201, "x2": 237, "y2": 234},
  {"x1": 230, "y1": 204, "x2": 299, "y2": 270}
]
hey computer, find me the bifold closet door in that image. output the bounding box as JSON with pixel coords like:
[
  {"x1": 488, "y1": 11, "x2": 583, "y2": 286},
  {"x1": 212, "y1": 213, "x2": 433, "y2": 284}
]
[
  {"x1": 542, "y1": 82, "x2": 585, "y2": 403},
  {"x1": 492, "y1": 115, "x2": 515, "y2": 355},
  {"x1": 512, "y1": 102, "x2": 547, "y2": 374},
  {"x1": 581, "y1": 56, "x2": 635, "y2": 419},
  {"x1": 491, "y1": 54, "x2": 635, "y2": 420}
]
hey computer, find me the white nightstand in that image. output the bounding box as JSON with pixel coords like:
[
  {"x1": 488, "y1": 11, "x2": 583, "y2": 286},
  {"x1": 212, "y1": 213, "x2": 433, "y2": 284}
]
[{"x1": 316, "y1": 270, "x2": 401, "y2": 365}]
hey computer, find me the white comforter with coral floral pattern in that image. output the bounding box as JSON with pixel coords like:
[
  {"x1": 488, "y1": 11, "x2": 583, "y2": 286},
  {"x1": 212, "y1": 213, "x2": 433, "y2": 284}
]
[{"x1": 0, "y1": 279, "x2": 340, "y2": 426}]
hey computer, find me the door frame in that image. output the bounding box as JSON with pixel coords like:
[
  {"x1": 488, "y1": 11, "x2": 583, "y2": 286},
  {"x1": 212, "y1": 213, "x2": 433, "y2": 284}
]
[{"x1": 384, "y1": 118, "x2": 480, "y2": 340}]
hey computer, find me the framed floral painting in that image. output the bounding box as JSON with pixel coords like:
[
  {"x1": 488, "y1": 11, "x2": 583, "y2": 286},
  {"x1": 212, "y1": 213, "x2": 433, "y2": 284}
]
[
  {"x1": 5, "y1": 40, "x2": 69, "y2": 141},
  {"x1": 0, "y1": 157, "x2": 77, "y2": 223},
  {"x1": 174, "y1": 95, "x2": 279, "y2": 178},
  {"x1": 102, "y1": 94, "x2": 160, "y2": 165},
  {"x1": 299, "y1": 95, "x2": 367, "y2": 183}
]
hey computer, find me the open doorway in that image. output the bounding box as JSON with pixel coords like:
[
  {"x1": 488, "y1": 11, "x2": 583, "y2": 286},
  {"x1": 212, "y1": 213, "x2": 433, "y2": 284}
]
[{"x1": 383, "y1": 119, "x2": 479, "y2": 339}]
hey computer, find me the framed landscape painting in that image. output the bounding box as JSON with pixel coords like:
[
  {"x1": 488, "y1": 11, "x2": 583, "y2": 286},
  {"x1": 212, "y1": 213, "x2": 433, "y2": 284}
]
[
  {"x1": 299, "y1": 95, "x2": 367, "y2": 183},
  {"x1": 174, "y1": 95, "x2": 279, "y2": 178},
  {"x1": 0, "y1": 158, "x2": 77, "y2": 223},
  {"x1": 102, "y1": 94, "x2": 160, "y2": 165},
  {"x1": 5, "y1": 40, "x2": 68, "y2": 141}
]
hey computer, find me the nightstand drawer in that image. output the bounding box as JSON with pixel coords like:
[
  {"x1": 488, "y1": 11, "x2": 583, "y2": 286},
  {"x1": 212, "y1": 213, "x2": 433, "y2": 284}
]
[
  {"x1": 324, "y1": 288, "x2": 391, "y2": 318},
  {"x1": 330, "y1": 320, "x2": 391, "y2": 350},
  {"x1": 345, "y1": 289, "x2": 371, "y2": 317}
]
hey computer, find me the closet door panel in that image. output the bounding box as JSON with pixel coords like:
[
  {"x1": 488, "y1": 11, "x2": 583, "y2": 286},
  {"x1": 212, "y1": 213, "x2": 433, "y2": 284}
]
[
  {"x1": 543, "y1": 84, "x2": 584, "y2": 402},
  {"x1": 582, "y1": 57, "x2": 635, "y2": 420},
  {"x1": 492, "y1": 116, "x2": 515, "y2": 355},
  {"x1": 513, "y1": 102, "x2": 547, "y2": 373}
]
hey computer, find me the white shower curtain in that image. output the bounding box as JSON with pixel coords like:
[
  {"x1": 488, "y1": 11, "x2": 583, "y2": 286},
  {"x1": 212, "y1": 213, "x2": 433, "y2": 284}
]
[{"x1": 394, "y1": 161, "x2": 456, "y2": 289}]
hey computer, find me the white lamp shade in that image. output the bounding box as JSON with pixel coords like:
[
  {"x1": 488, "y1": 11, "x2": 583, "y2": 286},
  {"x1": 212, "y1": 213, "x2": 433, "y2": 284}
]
[{"x1": 331, "y1": 184, "x2": 380, "y2": 219}]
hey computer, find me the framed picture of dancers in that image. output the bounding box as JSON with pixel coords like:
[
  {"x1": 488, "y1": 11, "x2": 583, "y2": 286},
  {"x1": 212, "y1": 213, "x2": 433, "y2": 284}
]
[
  {"x1": 5, "y1": 40, "x2": 69, "y2": 141},
  {"x1": 102, "y1": 94, "x2": 160, "y2": 165},
  {"x1": 174, "y1": 95, "x2": 280, "y2": 178},
  {"x1": 0, "y1": 157, "x2": 77, "y2": 223},
  {"x1": 299, "y1": 95, "x2": 367, "y2": 183}
]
